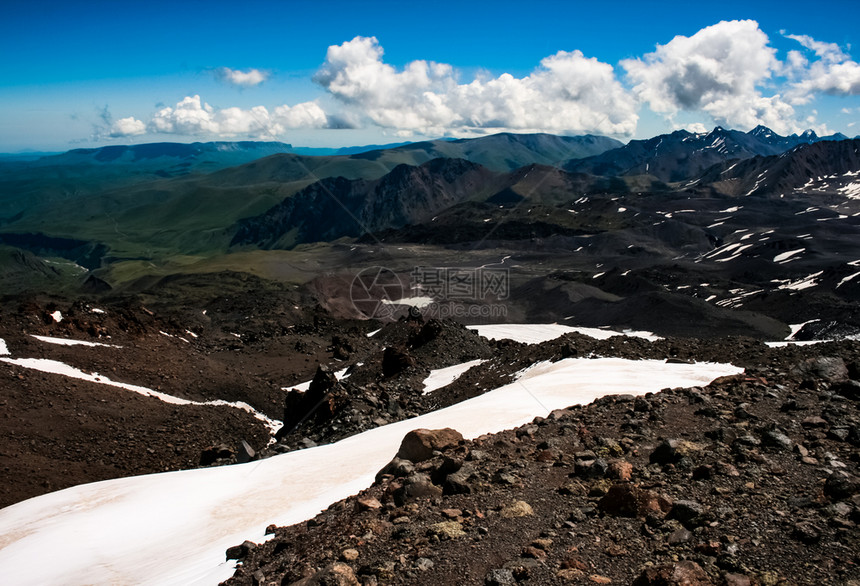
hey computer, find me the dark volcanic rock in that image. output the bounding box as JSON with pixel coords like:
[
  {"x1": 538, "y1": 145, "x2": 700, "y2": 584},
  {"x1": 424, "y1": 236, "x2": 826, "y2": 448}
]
[{"x1": 599, "y1": 484, "x2": 672, "y2": 518}]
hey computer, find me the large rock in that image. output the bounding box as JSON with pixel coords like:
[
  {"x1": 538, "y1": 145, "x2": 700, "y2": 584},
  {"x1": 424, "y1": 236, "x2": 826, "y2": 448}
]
[
  {"x1": 791, "y1": 356, "x2": 848, "y2": 382},
  {"x1": 396, "y1": 428, "x2": 463, "y2": 462},
  {"x1": 392, "y1": 472, "x2": 443, "y2": 506},
  {"x1": 599, "y1": 484, "x2": 672, "y2": 518},
  {"x1": 382, "y1": 345, "x2": 416, "y2": 377},
  {"x1": 289, "y1": 562, "x2": 360, "y2": 586},
  {"x1": 650, "y1": 439, "x2": 703, "y2": 465},
  {"x1": 632, "y1": 561, "x2": 713, "y2": 585},
  {"x1": 278, "y1": 365, "x2": 345, "y2": 437}
]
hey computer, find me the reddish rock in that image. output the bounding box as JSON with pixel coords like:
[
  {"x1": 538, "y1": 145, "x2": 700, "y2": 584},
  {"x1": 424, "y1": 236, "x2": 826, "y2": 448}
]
[
  {"x1": 598, "y1": 484, "x2": 672, "y2": 517},
  {"x1": 632, "y1": 561, "x2": 713, "y2": 585},
  {"x1": 289, "y1": 562, "x2": 360, "y2": 586},
  {"x1": 396, "y1": 428, "x2": 464, "y2": 462},
  {"x1": 607, "y1": 460, "x2": 634, "y2": 481}
]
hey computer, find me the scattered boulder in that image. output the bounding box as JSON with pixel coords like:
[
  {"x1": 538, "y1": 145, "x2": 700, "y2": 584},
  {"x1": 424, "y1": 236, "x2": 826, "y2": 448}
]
[
  {"x1": 288, "y1": 562, "x2": 360, "y2": 586},
  {"x1": 200, "y1": 444, "x2": 234, "y2": 466},
  {"x1": 500, "y1": 500, "x2": 534, "y2": 518},
  {"x1": 791, "y1": 356, "x2": 848, "y2": 382},
  {"x1": 599, "y1": 484, "x2": 672, "y2": 518},
  {"x1": 632, "y1": 561, "x2": 713, "y2": 585},
  {"x1": 650, "y1": 439, "x2": 703, "y2": 465},
  {"x1": 485, "y1": 568, "x2": 517, "y2": 586},
  {"x1": 382, "y1": 345, "x2": 416, "y2": 377},
  {"x1": 225, "y1": 540, "x2": 255, "y2": 561},
  {"x1": 824, "y1": 471, "x2": 860, "y2": 500},
  {"x1": 396, "y1": 428, "x2": 463, "y2": 463}
]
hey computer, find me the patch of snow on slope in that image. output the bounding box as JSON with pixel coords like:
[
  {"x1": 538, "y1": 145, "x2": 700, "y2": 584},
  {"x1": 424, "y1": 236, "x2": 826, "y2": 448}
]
[
  {"x1": 774, "y1": 249, "x2": 805, "y2": 263},
  {"x1": 838, "y1": 182, "x2": 860, "y2": 199},
  {"x1": 837, "y1": 271, "x2": 860, "y2": 288},
  {"x1": 777, "y1": 271, "x2": 823, "y2": 291},
  {"x1": 0, "y1": 357, "x2": 281, "y2": 435},
  {"x1": 787, "y1": 320, "x2": 819, "y2": 340},
  {"x1": 468, "y1": 324, "x2": 659, "y2": 344},
  {"x1": 422, "y1": 359, "x2": 487, "y2": 394},
  {"x1": 50, "y1": 311, "x2": 62, "y2": 323},
  {"x1": 0, "y1": 357, "x2": 742, "y2": 586},
  {"x1": 31, "y1": 335, "x2": 121, "y2": 348},
  {"x1": 381, "y1": 296, "x2": 435, "y2": 309},
  {"x1": 0, "y1": 338, "x2": 8, "y2": 356}
]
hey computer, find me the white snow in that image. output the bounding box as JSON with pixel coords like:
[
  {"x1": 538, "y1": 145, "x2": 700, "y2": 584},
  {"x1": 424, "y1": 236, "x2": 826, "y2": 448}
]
[
  {"x1": 185, "y1": 330, "x2": 199, "y2": 339},
  {"x1": 31, "y1": 335, "x2": 121, "y2": 348},
  {"x1": 50, "y1": 311, "x2": 62, "y2": 323},
  {"x1": 90, "y1": 308, "x2": 105, "y2": 314},
  {"x1": 838, "y1": 181, "x2": 860, "y2": 199},
  {"x1": 0, "y1": 357, "x2": 281, "y2": 436},
  {"x1": 787, "y1": 320, "x2": 819, "y2": 340},
  {"x1": 381, "y1": 296, "x2": 435, "y2": 309},
  {"x1": 366, "y1": 329, "x2": 381, "y2": 338},
  {"x1": 777, "y1": 271, "x2": 823, "y2": 291},
  {"x1": 0, "y1": 357, "x2": 742, "y2": 586},
  {"x1": 837, "y1": 271, "x2": 860, "y2": 288},
  {"x1": 774, "y1": 249, "x2": 805, "y2": 263},
  {"x1": 422, "y1": 359, "x2": 487, "y2": 394},
  {"x1": 468, "y1": 324, "x2": 660, "y2": 344},
  {"x1": 617, "y1": 207, "x2": 627, "y2": 213},
  {"x1": 0, "y1": 338, "x2": 8, "y2": 356}
]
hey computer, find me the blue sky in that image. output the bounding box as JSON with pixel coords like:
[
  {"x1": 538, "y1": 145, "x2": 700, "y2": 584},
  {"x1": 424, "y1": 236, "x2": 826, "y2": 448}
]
[{"x1": 2, "y1": 0, "x2": 859, "y2": 152}]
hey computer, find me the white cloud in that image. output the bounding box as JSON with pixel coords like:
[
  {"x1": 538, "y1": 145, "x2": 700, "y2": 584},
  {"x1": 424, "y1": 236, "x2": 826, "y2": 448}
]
[
  {"x1": 109, "y1": 116, "x2": 145, "y2": 137},
  {"x1": 314, "y1": 36, "x2": 638, "y2": 137},
  {"x1": 620, "y1": 20, "x2": 805, "y2": 134},
  {"x1": 147, "y1": 95, "x2": 328, "y2": 138},
  {"x1": 273, "y1": 101, "x2": 329, "y2": 128},
  {"x1": 785, "y1": 34, "x2": 848, "y2": 63},
  {"x1": 683, "y1": 122, "x2": 708, "y2": 133},
  {"x1": 783, "y1": 33, "x2": 860, "y2": 104},
  {"x1": 216, "y1": 67, "x2": 268, "y2": 87}
]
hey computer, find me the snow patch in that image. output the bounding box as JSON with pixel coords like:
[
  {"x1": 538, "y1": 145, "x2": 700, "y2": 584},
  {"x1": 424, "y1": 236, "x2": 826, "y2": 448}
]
[
  {"x1": 31, "y1": 335, "x2": 121, "y2": 348},
  {"x1": 50, "y1": 311, "x2": 62, "y2": 323},
  {"x1": 0, "y1": 338, "x2": 8, "y2": 356},
  {"x1": 381, "y1": 296, "x2": 435, "y2": 309},
  {"x1": 0, "y1": 358, "x2": 742, "y2": 586},
  {"x1": 774, "y1": 249, "x2": 805, "y2": 263},
  {"x1": 422, "y1": 359, "x2": 487, "y2": 394},
  {"x1": 838, "y1": 271, "x2": 860, "y2": 288},
  {"x1": 468, "y1": 324, "x2": 659, "y2": 344},
  {"x1": 777, "y1": 271, "x2": 823, "y2": 291}
]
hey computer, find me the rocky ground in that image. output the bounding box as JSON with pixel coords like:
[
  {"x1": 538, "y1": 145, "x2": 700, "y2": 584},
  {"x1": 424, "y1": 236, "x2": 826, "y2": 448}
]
[
  {"x1": 224, "y1": 346, "x2": 860, "y2": 586},
  {"x1": 3, "y1": 283, "x2": 860, "y2": 586}
]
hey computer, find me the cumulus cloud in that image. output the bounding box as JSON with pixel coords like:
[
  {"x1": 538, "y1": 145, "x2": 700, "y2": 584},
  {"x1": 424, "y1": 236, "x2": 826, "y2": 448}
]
[
  {"x1": 148, "y1": 95, "x2": 328, "y2": 137},
  {"x1": 216, "y1": 67, "x2": 269, "y2": 87},
  {"x1": 109, "y1": 116, "x2": 146, "y2": 137},
  {"x1": 313, "y1": 36, "x2": 638, "y2": 136},
  {"x1": 620, "y1": 20, "x2": 805, "y2": 134},
  {"x1": 784, "y1": 34, "x2": 860, "y2": 102}
]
